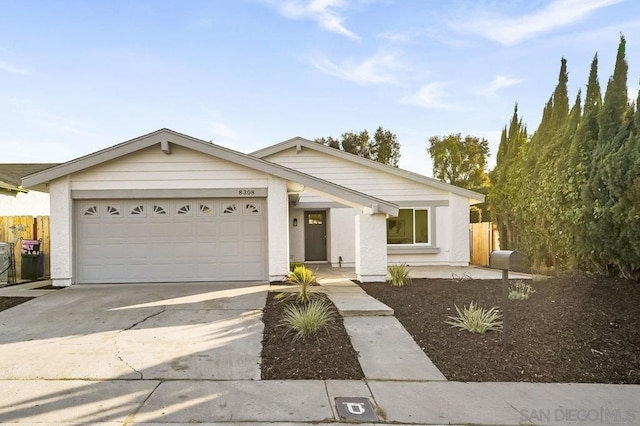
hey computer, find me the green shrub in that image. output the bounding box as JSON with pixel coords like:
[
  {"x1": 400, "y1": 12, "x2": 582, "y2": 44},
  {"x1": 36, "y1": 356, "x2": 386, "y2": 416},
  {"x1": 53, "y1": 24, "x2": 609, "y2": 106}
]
[
  {"x1": 508, "y1": 280, "x2": 535, "y2": 300},
  {"x1": 445, "y1": 301, "x2": 503, "y2": 334},
  {"x1": 388, "y1": 264, "x2": 411, "y2": 287},
  {"x1": 276, "y1": 265, "x2": 319, "y2": 304},
  {"x1": 279, "y1": 299, "x2": 335, "y2": 340},
  {"x1": 289, "y1": 261, "x2": 304, "y2": 271}
]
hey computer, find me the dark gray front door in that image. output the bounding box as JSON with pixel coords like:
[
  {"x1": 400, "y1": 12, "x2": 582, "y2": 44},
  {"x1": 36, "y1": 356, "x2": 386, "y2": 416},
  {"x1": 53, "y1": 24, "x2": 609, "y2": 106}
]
[{"x1": 304, "y1": 211, "x2": 327, "y2": 261}]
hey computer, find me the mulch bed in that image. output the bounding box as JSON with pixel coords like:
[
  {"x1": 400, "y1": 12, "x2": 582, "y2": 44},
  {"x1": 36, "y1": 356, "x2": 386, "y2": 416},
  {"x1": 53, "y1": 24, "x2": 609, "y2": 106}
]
[
  {"x1": 360, "y1": 275, "x2": 640, "y2": 383},
  {"x1": 0, "y1": 297, "x2": 34, "y2": 312},
  {"x1": 261, "y1": 292, "x2": 364, "y2": 380}
]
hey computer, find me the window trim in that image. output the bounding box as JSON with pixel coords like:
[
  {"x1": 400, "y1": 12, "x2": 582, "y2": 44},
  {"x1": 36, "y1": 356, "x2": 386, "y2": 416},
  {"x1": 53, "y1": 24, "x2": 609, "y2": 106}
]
[
  {"x1": 387, "y1": 203, "x2": 439, "y2": 250},
  {"x1": 386, "y1": 207, "x2": 435, "y2": 247}
]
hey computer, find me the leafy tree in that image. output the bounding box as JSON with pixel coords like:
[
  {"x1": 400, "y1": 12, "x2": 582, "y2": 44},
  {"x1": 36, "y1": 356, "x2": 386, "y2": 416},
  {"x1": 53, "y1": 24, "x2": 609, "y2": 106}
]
[
  {"x1": 341, "y1": 130, "x2": 371, "y2": 158},
  {"x1": 315, "y1": 136, "x2": 340, "y2": 149},
  {"x1": 315, "y1": 127, "x2": 401, "y2": 166},
  {"x1": 427, "y1": 133, "x2": 490, "y2": 189},
  {"x1": 371, "y1": 127, "x2": 401, "y2": 167}
]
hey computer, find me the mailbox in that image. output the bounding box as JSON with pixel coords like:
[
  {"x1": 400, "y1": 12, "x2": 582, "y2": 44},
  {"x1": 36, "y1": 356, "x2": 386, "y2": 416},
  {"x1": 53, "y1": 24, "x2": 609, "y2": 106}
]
[{"x1": 490, "y1": 250, "x2": 525, "y2": 271}]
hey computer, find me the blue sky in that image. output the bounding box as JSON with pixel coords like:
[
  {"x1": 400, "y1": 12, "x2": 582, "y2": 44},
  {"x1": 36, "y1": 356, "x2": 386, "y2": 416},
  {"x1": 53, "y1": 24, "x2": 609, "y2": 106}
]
[{"x1": 1, "y1": 0, "x2": 638, "y2": 176}]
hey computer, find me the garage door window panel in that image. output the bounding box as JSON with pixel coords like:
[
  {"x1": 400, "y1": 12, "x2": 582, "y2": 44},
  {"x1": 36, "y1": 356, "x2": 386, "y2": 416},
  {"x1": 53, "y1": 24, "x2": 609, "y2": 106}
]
[
  {"x1": 128, "y1": 204, "x2": 146, "y2": 218},
  {"x1": 152, "y1": 204, "x2": 168, "y2": 216},
  {"x1": 222, "y1": 203, "x2": 238, "y2": 215}
]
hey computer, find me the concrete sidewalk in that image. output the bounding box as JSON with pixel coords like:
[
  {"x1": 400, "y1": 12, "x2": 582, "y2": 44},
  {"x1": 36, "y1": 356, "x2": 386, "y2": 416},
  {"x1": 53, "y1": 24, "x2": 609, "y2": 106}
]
[{"x1": 1, "y1": 379, "x2": 638, "y2": 424}]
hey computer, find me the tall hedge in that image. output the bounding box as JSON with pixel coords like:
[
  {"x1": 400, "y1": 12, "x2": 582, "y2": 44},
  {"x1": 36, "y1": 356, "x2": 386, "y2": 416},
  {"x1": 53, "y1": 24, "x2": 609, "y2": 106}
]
[{"x1": 489, "y1": 35, "x2": 640, "y2": 280}]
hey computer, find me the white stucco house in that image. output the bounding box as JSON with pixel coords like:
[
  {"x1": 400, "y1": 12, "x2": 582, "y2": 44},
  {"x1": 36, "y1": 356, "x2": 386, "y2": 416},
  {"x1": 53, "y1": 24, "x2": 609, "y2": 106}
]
[
  {"x1": 22, "y1": 129, "x2": 484, "y2": 287},
  {"x1": 0, "y1": 164, "x2": 56, "y2": 217}
]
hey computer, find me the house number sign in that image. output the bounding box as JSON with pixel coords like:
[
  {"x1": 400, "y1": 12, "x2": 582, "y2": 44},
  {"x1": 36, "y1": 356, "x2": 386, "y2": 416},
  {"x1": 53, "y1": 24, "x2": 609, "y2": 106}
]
[{"x1": 238, "y1": 189, "x2": 256, "y2": 196}]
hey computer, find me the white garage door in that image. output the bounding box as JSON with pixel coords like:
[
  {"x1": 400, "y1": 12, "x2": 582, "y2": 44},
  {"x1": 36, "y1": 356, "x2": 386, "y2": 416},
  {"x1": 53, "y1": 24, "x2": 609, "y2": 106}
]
[{"x1": 75, "y1": 198, "x2": 267, "y2": 283}]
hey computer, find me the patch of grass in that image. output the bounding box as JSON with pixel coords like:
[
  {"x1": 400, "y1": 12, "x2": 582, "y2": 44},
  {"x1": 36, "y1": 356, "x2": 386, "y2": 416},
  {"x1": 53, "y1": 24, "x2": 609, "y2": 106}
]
[
  {"x1": 445, "y1": 301, "x2": 503, "y2": 334},
  {"x1": 388, "y1": 264, "x2": 411, "y2": 287},
  {"x1": 509, "y1": 280, "x2": 536, "y2": 300},
  {"x1": 279, "y1": 299, "x2": 335, "y2": 341}
]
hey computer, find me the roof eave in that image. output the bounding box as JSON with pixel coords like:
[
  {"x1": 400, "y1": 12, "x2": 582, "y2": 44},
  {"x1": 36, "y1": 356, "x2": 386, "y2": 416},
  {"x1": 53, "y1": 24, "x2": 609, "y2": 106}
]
[
  {"x1": 21, "y1": 129, "x2": 398, "y2": 215},
  {"x1": 252, "y1": 138, "x2": 486, "y2": 202}
]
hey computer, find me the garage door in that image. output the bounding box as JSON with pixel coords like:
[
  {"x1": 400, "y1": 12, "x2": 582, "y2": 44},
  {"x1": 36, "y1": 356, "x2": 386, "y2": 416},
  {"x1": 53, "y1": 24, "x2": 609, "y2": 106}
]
[{"x1": 75, "y1": 199, "x2": 267, "y2": 283}]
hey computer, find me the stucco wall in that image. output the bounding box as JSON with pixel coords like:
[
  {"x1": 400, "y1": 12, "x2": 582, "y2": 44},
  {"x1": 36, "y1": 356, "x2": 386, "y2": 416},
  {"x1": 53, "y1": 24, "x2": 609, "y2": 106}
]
[
  {"x1": 328, "y1": 207, "x2": 357, "y2": 267},
  {"x1": 267, "y1": 175, "x2": 289, "y2": 281},
  {"x1": 449, "y1": 193, "x2": 471, "y2": 264},
  {"x1": 355, "y1": 213, "x2": 387, "y2": 282},
  {"x1": 288, "y1": 208, "x2": 305, "y2": 263},
  {"x1": 0, "y1": 191, "x2": 50, "y2": 216},
  {"x1": 49, "y1": 177, "x2": 73, "y2": 287}
]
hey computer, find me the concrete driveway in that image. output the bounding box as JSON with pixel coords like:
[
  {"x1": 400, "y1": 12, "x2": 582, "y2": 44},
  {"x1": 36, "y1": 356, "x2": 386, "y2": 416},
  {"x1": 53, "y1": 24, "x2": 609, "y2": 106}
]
[{"x1": 0, "y1": 282, "x2": 268, "y2": 381}]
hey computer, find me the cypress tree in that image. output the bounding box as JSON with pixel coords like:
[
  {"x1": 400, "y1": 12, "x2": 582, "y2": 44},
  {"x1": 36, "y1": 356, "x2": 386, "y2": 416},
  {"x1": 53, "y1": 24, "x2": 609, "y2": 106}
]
[
  {"x1": 570, "y1": 54, "x2": 602, "y2": 267},
  {"x1": 584, "y1": 35, "x2": 631, "y2": 274},
  {"x1": 489, "y1": 104, "x2": 527, "y2": 250},
  {"x1": 524, "y1": 58, "x2": 571, "y2": 268},
  {"x1": 552, "y1": 90, "x2": 582, "y2": 266}
]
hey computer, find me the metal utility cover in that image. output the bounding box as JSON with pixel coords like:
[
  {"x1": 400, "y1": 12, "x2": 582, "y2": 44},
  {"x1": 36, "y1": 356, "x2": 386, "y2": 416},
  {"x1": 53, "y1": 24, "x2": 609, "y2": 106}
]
[{"x1": 335, "y1": 397, "x2": 379, "y2": 422}]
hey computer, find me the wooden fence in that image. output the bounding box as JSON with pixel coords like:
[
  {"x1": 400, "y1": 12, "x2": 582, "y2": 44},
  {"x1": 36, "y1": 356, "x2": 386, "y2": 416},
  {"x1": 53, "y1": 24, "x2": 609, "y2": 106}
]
[
  {"x1": 469, "y1": 222, "x2": 500, "y2": 266},
  {"x1": 0, "y1": 216, "x2": 50, "y2": 280}
]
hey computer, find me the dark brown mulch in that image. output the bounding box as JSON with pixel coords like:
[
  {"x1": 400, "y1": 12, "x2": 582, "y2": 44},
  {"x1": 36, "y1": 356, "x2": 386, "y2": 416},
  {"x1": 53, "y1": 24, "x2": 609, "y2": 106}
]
[
  {"x1": 261, "y1": 292, "x2": 364, "y2": 380},
  {"x1": 0, "y1": 297, "x2": 34, "y2": 312},
  {"x1": 360, "y1": 275, "x2": 640, "y2": 383}
]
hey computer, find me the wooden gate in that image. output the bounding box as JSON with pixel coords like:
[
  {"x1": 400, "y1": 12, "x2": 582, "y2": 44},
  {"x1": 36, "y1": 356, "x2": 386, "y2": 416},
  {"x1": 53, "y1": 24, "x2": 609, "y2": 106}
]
[
  {"x1": 469, "y1": 222, "x2": 500, "y2": 266},
  {"x1": 0, "y1": 216, "x2": 50, "y2": 281}
]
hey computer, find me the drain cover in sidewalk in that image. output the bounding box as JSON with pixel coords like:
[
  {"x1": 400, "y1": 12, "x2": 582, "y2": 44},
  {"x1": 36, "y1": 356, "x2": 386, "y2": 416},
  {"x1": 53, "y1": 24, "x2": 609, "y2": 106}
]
[{"x1": 335, "y1": 397, "x2": 378, "y2": 422}]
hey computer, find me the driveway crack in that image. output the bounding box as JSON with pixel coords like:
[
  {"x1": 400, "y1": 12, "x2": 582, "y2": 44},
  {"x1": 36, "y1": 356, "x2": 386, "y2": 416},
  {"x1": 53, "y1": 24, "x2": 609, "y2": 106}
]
[
  {"x1": 113, "y1": 306, "x2": 167, "y2": 379},
  {"x1": 124, "y1": 307, "x2": 167, "y2": 331}
]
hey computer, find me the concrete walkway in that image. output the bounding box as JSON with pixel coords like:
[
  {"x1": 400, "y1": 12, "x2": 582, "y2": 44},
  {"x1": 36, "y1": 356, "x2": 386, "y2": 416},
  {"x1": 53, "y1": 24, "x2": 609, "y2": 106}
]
[{"x1": 317, "y1": 266, "x2": 447, "y2": 381}]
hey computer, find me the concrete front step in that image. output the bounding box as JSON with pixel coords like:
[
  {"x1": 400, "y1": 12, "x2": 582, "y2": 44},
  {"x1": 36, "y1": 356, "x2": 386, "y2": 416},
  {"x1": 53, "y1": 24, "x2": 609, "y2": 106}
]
[{"x1": 327, "y1": 293, "x2": 394, "y2": 317}]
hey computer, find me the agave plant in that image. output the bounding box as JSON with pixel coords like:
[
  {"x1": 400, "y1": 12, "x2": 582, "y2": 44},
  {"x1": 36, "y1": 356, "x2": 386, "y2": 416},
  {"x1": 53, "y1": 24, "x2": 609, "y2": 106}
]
[
  {"x1": 388, "y1": 264, "x2": 411, "y2": 287},
  {"x1": 445, "y1": 301, "x2": 503, "y2": 334}
]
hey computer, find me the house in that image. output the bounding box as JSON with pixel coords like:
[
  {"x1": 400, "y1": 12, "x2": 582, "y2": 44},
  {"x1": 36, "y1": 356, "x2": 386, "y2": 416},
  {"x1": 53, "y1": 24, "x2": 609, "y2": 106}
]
[
  {"x1": 22, "y1": 129, "x2": 484, "y2": 287},
  {"x1": 0, "y1": 164, "x2": 57, "y2": 216}
]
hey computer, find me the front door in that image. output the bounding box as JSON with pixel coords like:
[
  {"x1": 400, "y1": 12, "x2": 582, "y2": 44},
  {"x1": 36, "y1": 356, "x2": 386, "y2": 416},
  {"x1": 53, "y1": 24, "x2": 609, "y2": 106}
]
[{"x1": 304, "y1": 211, "x2": 327, "y2": 261}]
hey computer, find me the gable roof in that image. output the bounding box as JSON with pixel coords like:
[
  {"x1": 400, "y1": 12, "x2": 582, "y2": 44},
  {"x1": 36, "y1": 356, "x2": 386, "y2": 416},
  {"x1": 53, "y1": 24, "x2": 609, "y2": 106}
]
[
  {"x1": 22, "y1": 129, "x2": 398, "y2": 216},
  {"x1": 251, "y1": 137, "x2": 485, "y2": 204},
  {"x1": 0, "y1": 163, "x2": 58, "y2": 193}
]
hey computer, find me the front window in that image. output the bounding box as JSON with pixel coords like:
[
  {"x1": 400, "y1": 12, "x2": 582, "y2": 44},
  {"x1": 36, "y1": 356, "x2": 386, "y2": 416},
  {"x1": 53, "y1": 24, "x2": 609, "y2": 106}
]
[{"x1": 387, "y1": 208, "x2": 430, "y2": 245}]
